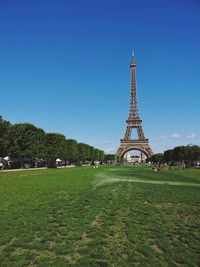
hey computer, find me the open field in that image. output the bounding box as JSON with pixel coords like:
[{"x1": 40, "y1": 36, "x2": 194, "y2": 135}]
[{"x1": 0, "y1": 166, "x2": 200, "y2": 267}]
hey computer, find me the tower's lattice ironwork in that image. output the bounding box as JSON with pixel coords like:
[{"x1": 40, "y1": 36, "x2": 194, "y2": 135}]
[{"x1": 116, "y1": 53, "x2": 153, "y2": 158}]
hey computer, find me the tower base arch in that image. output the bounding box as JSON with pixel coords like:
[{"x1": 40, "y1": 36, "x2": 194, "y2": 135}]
[{"x1": 116, "y1": 139, "x2": 153, "y2": 159}]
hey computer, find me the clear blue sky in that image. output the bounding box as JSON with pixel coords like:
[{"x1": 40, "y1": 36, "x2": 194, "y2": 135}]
[{"x1": 0, "y1": 0, "x2": 200, "y2": 153}]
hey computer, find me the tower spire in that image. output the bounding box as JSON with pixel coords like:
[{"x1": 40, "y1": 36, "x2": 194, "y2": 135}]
[
  {"x1": 128, "y1": 52, "x2": 139, "y2": 120},
  {"x1": 130, "y1": 51, "x2": 136, "y2": 67}
]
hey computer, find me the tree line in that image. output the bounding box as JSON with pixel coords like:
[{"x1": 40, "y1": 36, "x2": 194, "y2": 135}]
[
  {"x1": 147, "y1": 145, "x2": 200, "y2": 166},
  {"x1": 0, "y1": 116, "x2": 105, "y2": 166}
]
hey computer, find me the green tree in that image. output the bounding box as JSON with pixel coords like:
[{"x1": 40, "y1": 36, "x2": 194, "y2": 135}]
[
  {"x1": 93, "y1": 149, "x2": 105, "y2": 161},
  {"x1": 147, "y1": 153, "x2": 164, "y2": 163},
  {"x1": 66, "y1": 139, "x2": 79, "y2": 163},
  {"x1": 0, "y1": 116, "x2": 11, "y2": 157},
  {"x1": 89, "y1": 146, "x2": 94, "y2": 161},
  {"x1": 46, "y1": 133, "x2": 67, "y2": 159},
  {"x1": 192, "y1": 145, "x2": 200, "y2": 161},
  {"x1": 163, "y1": 145, "x2": 200, "y2": 164},
  {"x1": 163, "y1": 149, "x2": 174, "y2": 162},
  {"x1": 99, "y1": 150, "x2": 105, "y2": 161},
  {"x1": 7, "y1": 123, "x2": 47, "y2": 159},
  {"x1": 78, "y1": 143, "x2": 90, "y2": 162},
  {"x1": 173, "y1": 146, "x2": 186, "y2": 161},
  {"x1": 94, "y1": 149, "x2": 100, "y2": 160},
  {"x1": 105, "y1": 154, "x2": 115, "y2": 161}
]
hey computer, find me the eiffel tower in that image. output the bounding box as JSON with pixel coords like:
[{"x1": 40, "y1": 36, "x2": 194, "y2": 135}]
[{"x1": 116, "y1": 53, "x2": 153, "y2": 158}]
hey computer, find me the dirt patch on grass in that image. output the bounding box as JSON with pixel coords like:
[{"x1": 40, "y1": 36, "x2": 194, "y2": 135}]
[
  {"x1": 172, "y1": 235, "x2": 181, "y2": 243},
  {"x1": 149, "y1": 202, "x2": 175, "y2": 209},
  {"x1": 81, "y1": 232, "x2": 93, "y2": 243},
  {"x1": 91, "y1": 215, "x2": 102, "y2": 228},
  {"x1": 135, "y1": 251, "x2": 145, "y2": 258},
  {"x1": 64, "y1": 252, "x2": 81, "y2": 264},
  {"x1": 62, "y1": 232, "x2": 93, "y2": 263},
  {"x1": 11, "y1": 246, "x2": 81, "y2": 264},
  {"x1": 150, "y1": 202, "x2": 196, "y2": 212},
  {"x1": 47, "y1": 241, "x2": 56, "y2": 249},
  {"x1": 151, "y1": 244, "x2": 164, "y2": 254},
  {"x1": 177, "y1": 213, "x2": 199, "y2": 223},
  {"x1": 0, "y1": 236, "x2": 18, "y2": 252},
  {"x1": 173, "y1": 260, "x2": 182, "y2": 266},
  {"x1": 12, "y1": 247, "x2": 55, "y2": 257},
  {"x1": 103, "y1": 207, "x2": 129, "y2": 264}
]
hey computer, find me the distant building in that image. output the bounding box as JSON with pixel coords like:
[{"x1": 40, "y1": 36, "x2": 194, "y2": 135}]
[{"x1": 124, "y1": 152, "x2": 146, "y2": 163}]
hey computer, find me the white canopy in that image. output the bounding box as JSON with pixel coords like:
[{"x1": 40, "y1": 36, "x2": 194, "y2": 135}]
[{"x1": 4, "y1": 156, "x2": 10, "y2": 161}]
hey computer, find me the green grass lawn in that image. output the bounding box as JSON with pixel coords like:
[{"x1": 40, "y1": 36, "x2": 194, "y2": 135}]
[{"x1": 0, "y1": 166, "x2": 200, "y2": 267}]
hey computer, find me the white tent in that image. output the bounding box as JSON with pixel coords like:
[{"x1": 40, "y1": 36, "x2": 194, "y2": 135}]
[{"x1": 4, "y1": 156, "x2": 10, "y2": 161}]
